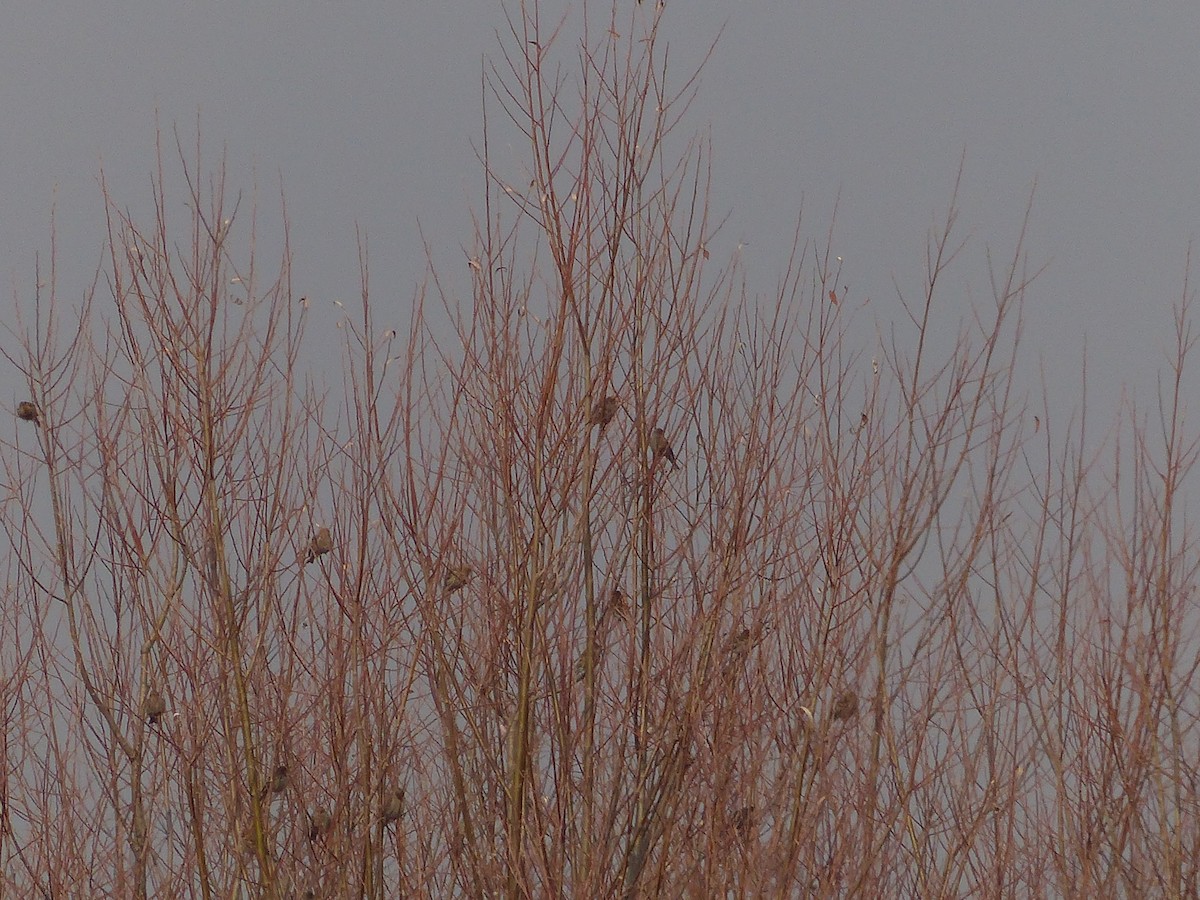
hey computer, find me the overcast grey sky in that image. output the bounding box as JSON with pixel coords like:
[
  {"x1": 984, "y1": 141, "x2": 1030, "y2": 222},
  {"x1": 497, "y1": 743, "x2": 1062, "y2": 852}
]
[{"x1": 3, "y1": 2, "x2": 1198, "y2": 423}]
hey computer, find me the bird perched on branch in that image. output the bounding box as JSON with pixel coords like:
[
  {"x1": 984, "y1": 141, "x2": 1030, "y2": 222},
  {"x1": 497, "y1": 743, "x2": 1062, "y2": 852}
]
[
  {"x1": 444, "y1": 564, "x2": 472, "y2": 593},
  {"x1": 144, "y1": 687, "x2": 167, "y2": 725},
  {"x1": 304, "y1": 526, "x2": 333, "y2": 565},
  {"x1": 308, "y1": 806, "x2": 332, "y2": 841},
  {"x1": 731, "y1": 805, "x2": 754, "y2": 840},
  {"x1": 16, "y1": 401, "x2": 39, "y2": 424},
  {"x1": 381, "y1": 788, "x2": 405, "y2": 826},
  {"x1": 588, "y1": 395, "x2": 619, "y2": 429},
  {"x1": 261, "y1": 764, "x2": 290, "y2": 800},
  {"x1": 650, "y1": 427, "x2": 677, "y2": 468},
  {"x1": 831, "y1": 689, "x2": 859, "y2": 722}
]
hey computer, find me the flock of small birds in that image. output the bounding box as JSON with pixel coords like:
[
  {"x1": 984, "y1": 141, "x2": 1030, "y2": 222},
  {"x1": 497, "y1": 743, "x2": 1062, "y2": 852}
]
[
  {"x1": 15, "y1": 395, "x2": 682, "y2": 470},
  {"x1": 15, "y1": 398, "x2": 410, "y2": 874},
  {"x1": 21, "y1": 390, "x2": 858, "y2": 883},
  {"x1": 293, "y1": 395, "x2": 680, "y2": 583},
  {"x1": 248, "y1": 763, "x2": 406, "y2": 839},
  {"x1": 587, "y1": 394, "x2": 679, "y2": 468}
]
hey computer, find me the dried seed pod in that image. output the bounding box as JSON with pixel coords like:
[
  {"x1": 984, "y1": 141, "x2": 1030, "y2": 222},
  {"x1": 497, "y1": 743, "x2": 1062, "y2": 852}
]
[
  {"x1": 588, "y1": 395, "x2": 619, "y2": 429},
  {"x1": 650, "y1": 427, "x2": 677, "y2": 467},
  {"x1": 831, "y1": 689, "x2": 859, "y2": 722},
  {"x1": 144, "y1": 687, "x2": 167, "y2": 725},
  {"x1": 16, "y1": 401, "x2": 39, "y2": 424},
  {"x1": 381, "y1": 788, "x2": 405, "y2": 825},
  {"x1": 304, "y1": 526, "x2": 333, "y2": 565}
]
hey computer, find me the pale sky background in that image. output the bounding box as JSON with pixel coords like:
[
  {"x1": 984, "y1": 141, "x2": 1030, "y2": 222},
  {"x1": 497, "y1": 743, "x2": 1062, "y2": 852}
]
[{"x1": 3, "y1": 2, "x2": 1198, "y2": 428}]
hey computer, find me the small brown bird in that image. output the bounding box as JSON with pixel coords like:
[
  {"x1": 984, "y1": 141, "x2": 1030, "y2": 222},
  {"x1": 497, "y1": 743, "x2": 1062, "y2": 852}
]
[
  {"x1": 723, "y1": 628, "x2": 752, "y2": 656},
  {"x1": 144, "y1": 687, "x2": 167, "y2": 725},
  {"x1": 261, "y1": 764, "x2": 290, "y2": 799},
  {"x1": 304, "y1": 526, "x2": 333, "y2": 565},
  {"x1": 719, "y1": 628, "x2": 753, "y2": 676},
  {"x1": 381, "y1": 788, "x2": 405, "y2": 826},
  {"x1": 650, "y1": 427, "x2": 677, "y2": 467},
  {"x1": 16, "y1": 401, "x2": 39, "y2": 424},
  {"x1": 444, "y1": 564, "x2": 472, "y2": 593},
  {"x1": 831, "y1": 689, "x2": 859, "y2": 722},
  {"x1": 237, "y1": 827, "x2": 259, "y2": 858},
  {"x1": 588, "y1": 395, "x2": 620, "y2": 429},
  {"x1": 731, "y1": 805, "x2": 753, "y2": 839},
  {"x1": 308, "y1": 806, "x2": 332, "y2": 841},
  {"x1": 602, "y1": 586, "x2": 628, "y2": 622}
]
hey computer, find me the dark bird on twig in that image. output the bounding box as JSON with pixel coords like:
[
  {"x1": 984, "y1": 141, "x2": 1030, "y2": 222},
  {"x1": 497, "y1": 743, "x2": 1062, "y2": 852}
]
[
  {"x1": 719, "y1": 628, "x2": 754, "y2": 679},
  {"x1": 260, "y1": 764, "x2": 290, "y2": 800},
  {"x1": 381, "y1": 788, "x2": 405, "y2": 826},
  {"x1": 304, "y1": 526, "x2": 333, "y2": 565},
  {"x1": 588, "y1": 395, "x2": 619, "y2": 429},
  {"x1": 444, "y1": 565, "x2": 472, "y2": 593},
  {"x1": 144, "y1": 687, "x2": 167, "y2": 725},
  {"x1": 308, "y1": 806, "x2": 332, "y2": 841},
  {"x1": 650, "y1": 427, "x2": 677, "y2": 468},
  {"x1": 16, "y1": 401, "x2": 39, "y2": 424},
  {"x1": 831, "y1": 689, "x2": 859, "y2": 722},
  {"x1": 723, "y1": 628, "x2": 752, "y2": 656},
  {"x1": 603, "y1": 586, "x2": 628, "y2": 622},
  {"x1": 731, "y1": 805, "x2": 753, "y2": 839},
  {"x1": 720, "y1": 621, "x2": 771, "y2": 676}
]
